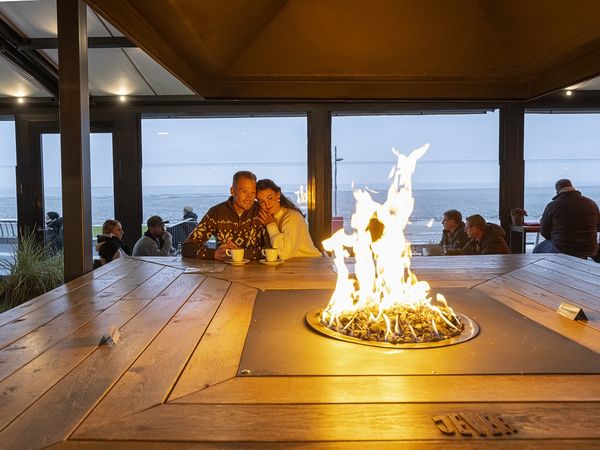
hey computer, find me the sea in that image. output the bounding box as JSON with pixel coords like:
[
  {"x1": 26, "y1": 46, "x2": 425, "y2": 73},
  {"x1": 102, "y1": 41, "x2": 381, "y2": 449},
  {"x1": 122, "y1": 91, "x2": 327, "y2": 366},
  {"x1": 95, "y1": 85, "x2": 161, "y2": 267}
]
[{"x1": 1, "y1": 185, "x2": 599, "y2": 243}]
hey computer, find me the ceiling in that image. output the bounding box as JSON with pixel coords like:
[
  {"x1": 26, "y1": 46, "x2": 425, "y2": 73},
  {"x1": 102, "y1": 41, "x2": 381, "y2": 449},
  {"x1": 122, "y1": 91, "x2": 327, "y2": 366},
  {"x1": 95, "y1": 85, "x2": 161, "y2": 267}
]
[
  {"x1": 83, "y1": 0, "x2": 600, "y2": 101},
  {"x1": 0, "y1": 0, "x2": 193, "y2": 98},
  {"x1": 1, "y1": 0, "x2": 600, "y2": 101}
]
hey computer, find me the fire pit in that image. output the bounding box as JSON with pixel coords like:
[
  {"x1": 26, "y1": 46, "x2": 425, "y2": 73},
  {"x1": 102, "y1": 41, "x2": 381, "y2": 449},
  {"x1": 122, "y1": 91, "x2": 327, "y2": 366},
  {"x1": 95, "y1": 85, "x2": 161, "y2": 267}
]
[
  {"x1": 312, "y1": 145, "x2": 478, "y2": 348},
  {"x1": 305, "y1": 307, "x2": 478, "y2": 349}
]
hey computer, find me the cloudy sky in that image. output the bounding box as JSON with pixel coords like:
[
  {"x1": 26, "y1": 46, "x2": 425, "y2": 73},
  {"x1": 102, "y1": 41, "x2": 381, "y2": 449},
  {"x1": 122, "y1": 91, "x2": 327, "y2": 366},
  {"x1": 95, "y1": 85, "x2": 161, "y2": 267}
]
[{"x1": 1, "y1": 112, "x2": 600, "y2": 196}]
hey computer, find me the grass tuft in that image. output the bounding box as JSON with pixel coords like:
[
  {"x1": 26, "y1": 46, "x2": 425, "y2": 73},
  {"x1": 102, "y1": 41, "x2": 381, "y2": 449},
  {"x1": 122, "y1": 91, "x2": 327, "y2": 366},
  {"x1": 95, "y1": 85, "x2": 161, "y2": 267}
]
[{"x1": 0, "y1": 231, "x2": 64, "y2": 313}]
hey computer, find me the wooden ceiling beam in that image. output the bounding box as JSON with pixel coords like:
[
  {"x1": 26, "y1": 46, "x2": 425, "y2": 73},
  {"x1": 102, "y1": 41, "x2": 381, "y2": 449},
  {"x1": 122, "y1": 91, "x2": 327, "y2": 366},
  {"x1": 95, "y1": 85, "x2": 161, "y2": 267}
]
[
  {"x1": 15, "y1": 36, "x2": 135, "y2": 50},
  {"x1": 0, "y1": 17, "x2": 58, "y2": 97}
]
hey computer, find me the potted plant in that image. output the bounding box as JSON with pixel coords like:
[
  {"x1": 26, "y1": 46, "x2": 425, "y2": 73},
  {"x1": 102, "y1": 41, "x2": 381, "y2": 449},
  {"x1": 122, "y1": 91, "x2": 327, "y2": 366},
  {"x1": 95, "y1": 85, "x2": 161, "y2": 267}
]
[{"x1": 510, "y1": 208, "x2": 527, "y2": 226}]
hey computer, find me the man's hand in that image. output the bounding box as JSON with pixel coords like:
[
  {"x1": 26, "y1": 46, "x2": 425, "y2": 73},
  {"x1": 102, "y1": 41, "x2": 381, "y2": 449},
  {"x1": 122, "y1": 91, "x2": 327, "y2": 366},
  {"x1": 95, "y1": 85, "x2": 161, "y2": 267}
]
[
  {"x1": 214, "y1": 241, "x2": 236, "y2": 261},
  {"x1": 258, "y1": 209, "x2": 276, "y2": 225}
]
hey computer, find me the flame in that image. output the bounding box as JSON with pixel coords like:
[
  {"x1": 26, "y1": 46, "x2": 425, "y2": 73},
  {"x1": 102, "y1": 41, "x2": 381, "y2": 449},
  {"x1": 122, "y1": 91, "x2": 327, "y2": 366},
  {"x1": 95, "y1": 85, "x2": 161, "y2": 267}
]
[
  {"x1": 320, "y1": 144, "x2": 461, "y2": 343},
  {"x1": 295, "y1": 185, "x2": 308, "y2": 205}
]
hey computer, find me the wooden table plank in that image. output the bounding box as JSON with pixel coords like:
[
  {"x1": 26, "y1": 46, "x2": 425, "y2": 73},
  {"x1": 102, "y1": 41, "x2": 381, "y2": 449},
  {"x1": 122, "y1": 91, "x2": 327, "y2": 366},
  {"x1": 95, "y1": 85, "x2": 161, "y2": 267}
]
[
  {"x1": 3, "y1": 254, "x2": 600, "y2": 449},
  {"x1": 477, "y1": 277, "x2": 600, "y2": 354},
  {"x1": 78, "y1": 276, "x2": 230, "y2": 429},
  {"x1": 0, "y1": 298, "x2": 152, "y2": 432},
  {"x1": 534, "y1": 258, "x2": 600, "y2": 286},
  {"x1": 0, "y1": 257, "x2": 132, "y2": 328},
  {"x1": 0, "y1": 259, "x2": 151, "y2": 348},
  {"x1": 525, "y1": 263, "x2": 600, "y2": 296},
  {"x1": 0, "y1": 273, "x2": 206, "y2": 450},
  {"x1": 72, "y1": 402, "x2": 600, "y2": 442},
  {"x1": 176, "y1": 374, "x2": 600, "y2": 405},
  {"x1": 509, "y1": 267, "x2": 600, "y2": 311},
  {"x1": 552, "y1": 252, "x2": 600, "y2": 269},
  {"x1": 121, "y1": 266, "x2": 184, "y2": 300},
  {"x1": 484, "y1": 273, "x2": 600, "y2": 331},
  {"x1": 169, "y1": 283, "x2": 257, "y2": 401},
  {"x1": 0, "y1": 263, "x2": 164, "y2": 381},
  {"x1": 47, "y1": 439, "x2": 600, "y2": 450}
]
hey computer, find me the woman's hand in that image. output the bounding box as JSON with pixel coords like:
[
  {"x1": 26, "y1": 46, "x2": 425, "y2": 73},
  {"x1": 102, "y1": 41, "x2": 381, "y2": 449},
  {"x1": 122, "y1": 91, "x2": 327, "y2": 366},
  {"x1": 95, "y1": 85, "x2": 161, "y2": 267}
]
[{"x1": 258, "y1": 209, "x2": 276, "y2": 226}]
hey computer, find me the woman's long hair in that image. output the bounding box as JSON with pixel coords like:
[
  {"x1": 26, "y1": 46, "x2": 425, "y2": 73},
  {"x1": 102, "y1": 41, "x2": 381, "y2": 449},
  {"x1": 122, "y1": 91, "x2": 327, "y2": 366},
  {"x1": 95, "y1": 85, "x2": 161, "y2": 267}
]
[{"x1": 256, "y1": 179, "x2": 305, "y2": 217}]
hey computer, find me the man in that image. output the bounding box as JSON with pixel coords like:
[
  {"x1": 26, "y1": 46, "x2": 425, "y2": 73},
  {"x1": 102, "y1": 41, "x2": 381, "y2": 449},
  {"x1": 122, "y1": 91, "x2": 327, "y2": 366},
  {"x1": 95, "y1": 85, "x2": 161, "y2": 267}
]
[
  {"x1": 132, "y1": 215, "x2": 174, "y2": 256},
  {"x1": 534, "y1": 179, "x2": 600, "y2": 258},
  {"x1": 182, "y1": 171, "x2": 264, "y2": 260},
  {"x1": 96, "y1": 219, "x2": 130, "y2": 265},
  {"x1": 462, "y1": 214, "x2": 510, "y2": 255},
  {"x1": 183, "y1": 206, "x2": 198, "y2": 221},
  {"x1": 439, "y1": 209, "x2": 469, "y2": 254}
]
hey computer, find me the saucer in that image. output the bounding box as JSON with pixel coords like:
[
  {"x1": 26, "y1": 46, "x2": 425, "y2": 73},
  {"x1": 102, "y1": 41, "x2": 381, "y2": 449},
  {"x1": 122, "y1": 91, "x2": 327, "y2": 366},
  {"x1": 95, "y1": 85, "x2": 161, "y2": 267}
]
[
  {"x1": 224, "y1": 258, "x2": 250, "y2": 266},
  {"x1": 259, "y1": 259, "x2": 284, "y2": 266}
]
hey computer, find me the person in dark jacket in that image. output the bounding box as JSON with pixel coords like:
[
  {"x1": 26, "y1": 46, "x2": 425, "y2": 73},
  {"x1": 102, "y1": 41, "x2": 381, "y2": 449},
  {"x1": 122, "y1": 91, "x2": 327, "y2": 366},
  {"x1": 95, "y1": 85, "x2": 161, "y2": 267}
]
[
  {"x1": 439, "y1": 209, "x2": 469, "y2": 255},
  {"x1": 45, "y1": 211, "x2": 63, "y2": 251},
  {"x1": 462, "y1": 214, "x2": 511, "y2": 255},
  {"x1": 533, "y1": 179, "x2": 600, "y2": 258},
  {"x1": 96, "y1": 219, "x2": 130, "y2": 265},
  {"x1": 183, "y1": 206, "x2": 198, "y2": 221}
]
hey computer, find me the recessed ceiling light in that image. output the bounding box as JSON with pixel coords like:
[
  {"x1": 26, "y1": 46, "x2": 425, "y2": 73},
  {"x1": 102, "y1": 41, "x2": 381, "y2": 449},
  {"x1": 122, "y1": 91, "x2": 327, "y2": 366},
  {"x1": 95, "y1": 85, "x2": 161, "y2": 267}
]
[{"x1": 566, "y1": 90, "x2": 573, "y2": 96}]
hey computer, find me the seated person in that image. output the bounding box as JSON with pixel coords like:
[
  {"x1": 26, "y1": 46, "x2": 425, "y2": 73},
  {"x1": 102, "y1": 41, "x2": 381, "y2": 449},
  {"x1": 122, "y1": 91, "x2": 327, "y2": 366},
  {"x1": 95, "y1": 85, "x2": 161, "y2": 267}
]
[
  {"x1": 182, "y1": 171, "x2": 264, "y2": 260},
  {"x1": 96, "y1": 219, "x2": 130, "y2": 265},
  {"x1": 132, "y1": 215, "x2": 174, "y2": 256},
  {"x1": 533, "y1": 179, "x2": 600, "y2": 258},
  {"x1": 183, "y1": 206, "x2": 198, "y2": 221},
  {"x1": 439, "y1": 209, "x2": 469, "y2": 254},
  {"x1": 45, "y1": 211, "x2": 63, "y2": 251},
  {"x1": 256, "y1": 179, "x2": 321, "y2": 260},
  {"x1": 462, "y1": 214, "x2": 511, "y2": 255}
]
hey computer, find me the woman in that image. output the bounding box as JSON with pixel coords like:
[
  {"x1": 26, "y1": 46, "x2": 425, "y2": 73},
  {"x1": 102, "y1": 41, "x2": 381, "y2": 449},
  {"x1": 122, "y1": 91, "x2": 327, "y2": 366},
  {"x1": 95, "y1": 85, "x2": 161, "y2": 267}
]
[
  {"x1": 256, "y1": 179, "x2": 321, "y2": 260},
  {"x1": 96, "y1": 219, "x2": 130, "y2": 265}
]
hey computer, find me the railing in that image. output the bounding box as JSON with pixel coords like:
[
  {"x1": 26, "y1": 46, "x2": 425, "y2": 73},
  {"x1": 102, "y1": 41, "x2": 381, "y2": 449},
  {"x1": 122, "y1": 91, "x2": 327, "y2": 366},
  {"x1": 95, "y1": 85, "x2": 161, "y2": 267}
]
[
  {"x1": 0, "y1": 219, "x2": 18, "y2": 243},
  {"x1": 166, "y1": 219, "x2": 197, "y2": 248}
]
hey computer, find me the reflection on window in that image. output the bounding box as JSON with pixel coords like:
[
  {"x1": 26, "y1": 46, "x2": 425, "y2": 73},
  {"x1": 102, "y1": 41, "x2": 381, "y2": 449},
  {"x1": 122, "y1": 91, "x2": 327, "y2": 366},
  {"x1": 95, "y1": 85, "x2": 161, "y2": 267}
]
[
  {"x1": 141, "y1": 117, "x2": 308, "y2": 224},
  {"x1": 525, "y1": 113, "x2": 600, "y2": 221},
  {"x1": 332, "y1": 112, "x2": 499, "y2": 243}
]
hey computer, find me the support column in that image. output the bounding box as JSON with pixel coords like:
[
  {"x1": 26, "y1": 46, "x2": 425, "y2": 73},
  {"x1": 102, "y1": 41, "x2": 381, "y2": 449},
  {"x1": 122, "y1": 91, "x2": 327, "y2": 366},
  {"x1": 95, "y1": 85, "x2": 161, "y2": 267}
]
[
  {"x1": 14, "y1": 114, "x2": 45, "y2": 237},
  {"x1": 57, "y1": 0, "x2": 92, "y2": 280},
  {"x1": 112, "y1": 112, "x2": 143, "y2": 251},
  {"x1": 307, "y1": 109, "x2": 332, "y2": 249},
  {"x1": 498, "y1": 103, "x2": 525, "y2": 253}
]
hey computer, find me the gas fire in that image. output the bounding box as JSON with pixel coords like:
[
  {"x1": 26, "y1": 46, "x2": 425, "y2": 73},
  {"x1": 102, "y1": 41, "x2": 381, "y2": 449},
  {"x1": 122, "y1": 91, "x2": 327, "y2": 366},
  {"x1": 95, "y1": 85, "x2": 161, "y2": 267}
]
[{"x1": 320, "y1": 144, "x2": 463, "y2": 344}]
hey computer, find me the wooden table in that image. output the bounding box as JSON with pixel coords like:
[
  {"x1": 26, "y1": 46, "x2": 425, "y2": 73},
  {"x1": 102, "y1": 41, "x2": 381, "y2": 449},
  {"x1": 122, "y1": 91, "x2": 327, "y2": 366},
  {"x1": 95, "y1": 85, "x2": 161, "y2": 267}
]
[
  {"x1": 1, "y1": 254, "x2": 600, "y2": 448},
  {"x1": 509, "y1": 224, "x2": 541, "y2": 254}
]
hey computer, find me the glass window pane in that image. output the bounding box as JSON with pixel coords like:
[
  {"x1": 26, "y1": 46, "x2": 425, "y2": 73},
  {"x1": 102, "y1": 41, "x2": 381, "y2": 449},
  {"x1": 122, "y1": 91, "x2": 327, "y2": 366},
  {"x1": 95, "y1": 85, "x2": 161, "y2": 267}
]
[
  {"x1": 42, "y1": 133, "x2": 114, "y2": 238},
  {"x1": 525, "y1": 113, "x2": 600, "y2": 220},
  {"x1": 141, "y1": 117, "x2": 308, "y2": 225},
  {"x1": 0, "y1": 119, "x2": 17, "y2": 266},
  {"x1": 332, "y1": 112, "x2": 499, "y2": 243}
]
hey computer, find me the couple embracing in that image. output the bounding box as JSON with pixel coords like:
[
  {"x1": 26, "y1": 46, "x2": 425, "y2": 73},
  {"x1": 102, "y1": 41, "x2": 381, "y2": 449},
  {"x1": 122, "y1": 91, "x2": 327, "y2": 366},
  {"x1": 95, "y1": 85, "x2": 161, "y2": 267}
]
[{"x1": 182, "y1": 171, "x2": 321, "y2": 261}]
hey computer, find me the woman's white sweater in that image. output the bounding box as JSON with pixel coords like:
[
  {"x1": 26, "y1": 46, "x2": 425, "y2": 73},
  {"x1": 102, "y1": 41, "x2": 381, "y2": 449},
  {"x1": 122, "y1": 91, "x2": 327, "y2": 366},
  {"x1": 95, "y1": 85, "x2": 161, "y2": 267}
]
[{"x1": 265, "y1": 207, "x2": 321, "y2": 260}]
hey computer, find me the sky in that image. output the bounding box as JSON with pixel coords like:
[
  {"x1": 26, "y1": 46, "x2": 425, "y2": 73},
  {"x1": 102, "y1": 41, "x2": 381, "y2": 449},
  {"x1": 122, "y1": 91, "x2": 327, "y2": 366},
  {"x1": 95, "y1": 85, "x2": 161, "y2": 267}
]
[{"x1": 1, "y1": 112, "x2": 600, "y2": 196}]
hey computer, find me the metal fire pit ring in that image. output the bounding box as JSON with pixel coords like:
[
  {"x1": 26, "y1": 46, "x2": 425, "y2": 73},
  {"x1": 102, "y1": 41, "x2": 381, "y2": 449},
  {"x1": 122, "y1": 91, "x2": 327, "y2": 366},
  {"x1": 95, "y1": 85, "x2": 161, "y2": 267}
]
[{"x1": 305, "y1": 308, "x2": 479, "y2": 349}]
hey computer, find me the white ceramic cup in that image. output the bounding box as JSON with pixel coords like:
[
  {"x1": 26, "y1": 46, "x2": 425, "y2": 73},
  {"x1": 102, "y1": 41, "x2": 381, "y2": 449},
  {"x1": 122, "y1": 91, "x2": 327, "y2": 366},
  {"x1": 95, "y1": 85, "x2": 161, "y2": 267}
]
[
  {"x1": 226, "y1": 248, "x2": 244, "y2": 262},
  {"x1": 262, "y1": 248, "x2": 279, "y2": 262}
]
